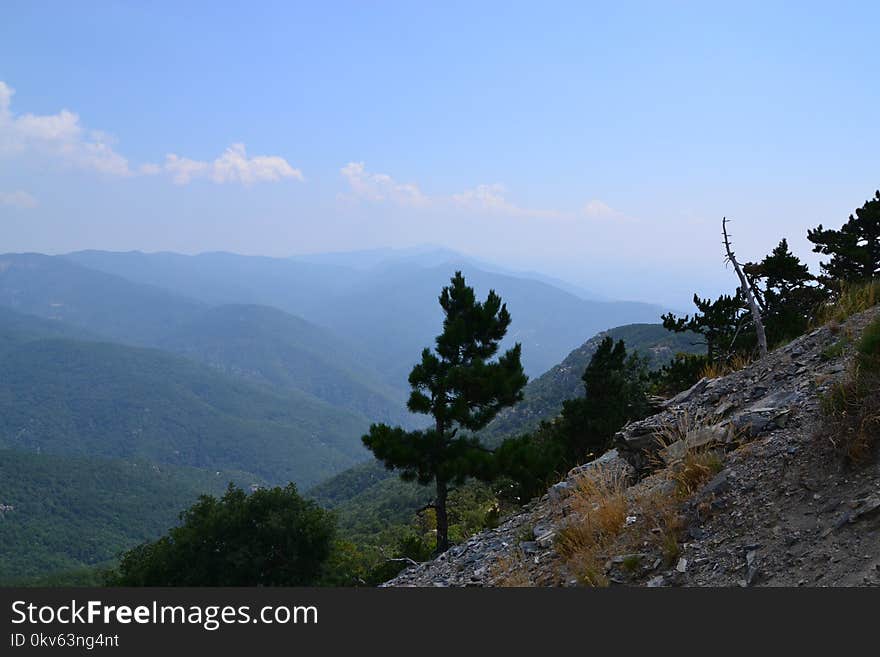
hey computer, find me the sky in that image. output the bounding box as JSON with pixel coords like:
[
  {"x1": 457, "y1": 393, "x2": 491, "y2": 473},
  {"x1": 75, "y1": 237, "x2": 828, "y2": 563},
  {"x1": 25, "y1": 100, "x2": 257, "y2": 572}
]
[{"x1": 1, "y1": 1, "x2": 879, "y2": 307}]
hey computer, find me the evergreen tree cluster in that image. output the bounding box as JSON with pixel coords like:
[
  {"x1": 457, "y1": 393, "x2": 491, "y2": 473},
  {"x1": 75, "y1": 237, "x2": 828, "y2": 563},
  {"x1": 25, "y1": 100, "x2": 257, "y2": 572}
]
[{"x1": 657, "y1": 191, "x2": 880, "y2": 393}]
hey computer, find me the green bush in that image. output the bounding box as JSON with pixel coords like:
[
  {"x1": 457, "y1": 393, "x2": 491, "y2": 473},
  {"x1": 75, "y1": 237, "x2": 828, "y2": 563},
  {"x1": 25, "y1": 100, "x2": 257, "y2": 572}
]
[{"x1": 105, "y1": 483, "x2": 335, "y2": 586}]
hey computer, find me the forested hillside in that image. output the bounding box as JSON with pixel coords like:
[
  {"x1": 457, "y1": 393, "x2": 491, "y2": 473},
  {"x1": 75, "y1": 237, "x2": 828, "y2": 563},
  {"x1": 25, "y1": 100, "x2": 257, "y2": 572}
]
[
  {"x1": 0, "y1": 253, "x2": 203, "y2": 344},
  {"x1": 0, "y1": 449, "x2": 260, "y2": 583},
  {"x1": 0, "y1": 337, "x2": 370, "y2": 485},
  {"x1": 158, "y1": 304, "x2": 412, "y2": 426},
  {"x1": 478, "y1": 323, "x2": 701, "y2": 446}
]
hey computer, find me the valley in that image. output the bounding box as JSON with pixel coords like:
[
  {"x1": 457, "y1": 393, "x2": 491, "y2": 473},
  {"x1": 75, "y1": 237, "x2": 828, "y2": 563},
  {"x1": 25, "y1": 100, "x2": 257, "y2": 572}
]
[{"x1": 0, "y1": 249, "x2": 680, "y2": 583}]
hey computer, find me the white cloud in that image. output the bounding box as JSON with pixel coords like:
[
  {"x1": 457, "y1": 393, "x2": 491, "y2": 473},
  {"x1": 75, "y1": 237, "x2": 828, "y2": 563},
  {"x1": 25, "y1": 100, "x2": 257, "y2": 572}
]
[
  {"x1": 0, "y1": 81, "x2": 132, "y2": 176},
  {"x1": 0, "y1": 81, "x2": 304, "y2": 186},
  {"x1": 340, "y1": 162, "x2": 558, "y2": 217},
  {"x1": 162, "y1": 144, "x2": 303, "y2": 186},
  {"x1": 451, "y1": 183, "x2": 513, "y2": 212},
  {"x1": 0, "y1": 189, "x2": 38, "y2": 209},
  {"x1": 582, "y1": 199, "x2": 633, "y2": 222},
  {"x1": 210, "y1": 143, "x2": 302, "y2": 185},
  {"x1": 164, "y1": 154, "x2": 210, "y2": 185},
  {"x1": 157, "y1": 143, "x2": 305, "y2": 185},
  {"x1": 340, "y1": 162, "x2": 428, "y2": 206},
  {"x1": 452, "y1": 183, "x2": 561, "y2": 218}
]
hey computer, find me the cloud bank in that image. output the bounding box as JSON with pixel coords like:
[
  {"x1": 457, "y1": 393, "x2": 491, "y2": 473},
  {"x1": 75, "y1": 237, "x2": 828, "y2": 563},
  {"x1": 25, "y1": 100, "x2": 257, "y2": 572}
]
[{"x1": 0, "y1": 81, "x2": 301, "y2": 186}]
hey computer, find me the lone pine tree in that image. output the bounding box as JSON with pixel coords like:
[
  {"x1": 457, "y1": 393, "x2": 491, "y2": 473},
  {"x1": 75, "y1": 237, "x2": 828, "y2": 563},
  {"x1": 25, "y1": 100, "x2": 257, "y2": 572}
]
[{"x1": 362, "y1": 271, "x2": 527, "y2": 553}]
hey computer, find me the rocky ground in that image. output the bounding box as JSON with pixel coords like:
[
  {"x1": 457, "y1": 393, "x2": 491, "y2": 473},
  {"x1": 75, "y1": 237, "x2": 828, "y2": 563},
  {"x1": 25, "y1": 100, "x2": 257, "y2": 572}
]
[{"x1": 384, "y1": 306, "x2": 880, "y2": 587}]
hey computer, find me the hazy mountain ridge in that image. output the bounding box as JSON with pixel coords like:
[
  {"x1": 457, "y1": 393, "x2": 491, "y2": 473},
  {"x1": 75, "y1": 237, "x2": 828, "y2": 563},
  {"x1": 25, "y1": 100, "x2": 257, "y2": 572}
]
[
  {"x1": 61, "y1": 249, "x2": 668, "y2": 382},
  {"x1": 157, "y1": 304, "x2": 414, "y2": 427},
  {"x1": 0, "y1": 253, "x2": 204, "y2": 345}
]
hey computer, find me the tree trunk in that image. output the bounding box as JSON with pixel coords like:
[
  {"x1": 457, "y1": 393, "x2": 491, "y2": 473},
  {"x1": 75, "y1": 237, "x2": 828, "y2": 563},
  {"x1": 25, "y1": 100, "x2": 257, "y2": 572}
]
[
  {"x1": 434, "y1": 477, "x2": 449, "y2": 554},
  {"x1": 722, "y1": 217, "x2": 768, "y2": 359}
]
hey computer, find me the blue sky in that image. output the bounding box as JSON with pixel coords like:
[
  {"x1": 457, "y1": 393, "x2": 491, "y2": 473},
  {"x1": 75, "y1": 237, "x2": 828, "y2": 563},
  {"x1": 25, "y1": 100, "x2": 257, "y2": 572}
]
[{"x1": 1, "y1": 1, "x2": 879, "y2": 305}]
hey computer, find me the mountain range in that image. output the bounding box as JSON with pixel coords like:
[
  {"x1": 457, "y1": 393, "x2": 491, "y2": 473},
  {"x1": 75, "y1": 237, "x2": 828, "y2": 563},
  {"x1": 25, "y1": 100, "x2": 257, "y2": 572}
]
[{"x1": 0, "y1": 246, "x2": 681, "y2": 583}]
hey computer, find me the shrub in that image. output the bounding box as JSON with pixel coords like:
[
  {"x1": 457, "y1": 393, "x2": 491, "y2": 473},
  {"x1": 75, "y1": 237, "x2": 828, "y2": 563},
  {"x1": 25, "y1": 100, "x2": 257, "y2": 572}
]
[{"x1": 105, "y1": 483, "x2": 335, "y2": 586}]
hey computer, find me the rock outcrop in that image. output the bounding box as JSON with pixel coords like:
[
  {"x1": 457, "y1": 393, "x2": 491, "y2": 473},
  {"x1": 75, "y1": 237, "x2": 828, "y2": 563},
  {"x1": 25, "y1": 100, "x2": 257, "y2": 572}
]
[{"x1": 384, "y1": 306, "x2": 880, "y2": 587}]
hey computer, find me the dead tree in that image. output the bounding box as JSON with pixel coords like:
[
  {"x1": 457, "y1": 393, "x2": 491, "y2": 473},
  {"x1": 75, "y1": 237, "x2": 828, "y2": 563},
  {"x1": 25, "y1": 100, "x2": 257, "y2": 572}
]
[{"x1": 722, "y1": 217, "x2": 768, "y2": 359}]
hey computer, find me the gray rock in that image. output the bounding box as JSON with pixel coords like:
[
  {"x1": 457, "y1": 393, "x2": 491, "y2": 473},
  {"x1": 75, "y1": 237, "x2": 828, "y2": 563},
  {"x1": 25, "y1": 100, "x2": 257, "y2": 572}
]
[
  {"x1": 667, "y1": 377, "x2": 710, "y2": 405},
  {"x1": 686, "y1": 423, "x2": 732, "y2": 449},
  {"x1": 646, "y1": 575, "x2": 666, "y2": 587},
  {"x1": 567, "y1": 448, "x2": 635, "y2": 484},
  {"x1": 535, "y1": 531, "x2": 556, "y2": 549},
  {"x1": 660, "y1": 439, "x2": 687, "y2": 464},
  {"x1": 548, "y1": 481, "x2": 571, "y2": 503}
]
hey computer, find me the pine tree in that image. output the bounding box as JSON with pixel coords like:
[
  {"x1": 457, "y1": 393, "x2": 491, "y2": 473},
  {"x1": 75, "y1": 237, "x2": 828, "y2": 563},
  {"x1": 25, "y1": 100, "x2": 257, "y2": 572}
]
[
  {"x1": 744, "y1": 238, "x2": 827, "y2": 344},
  {"x1": 558, "y1": 336, "x2": 650, "y2": 461},
  {"x1": 362, "y1": 271, "x2": 527, "y2": 553},
  {"x1": 662, "y1": 292, "x2": 749, "y2": 364},
  {"x1": 807, "y1": 191, "x2": 880, "y2": 285}
]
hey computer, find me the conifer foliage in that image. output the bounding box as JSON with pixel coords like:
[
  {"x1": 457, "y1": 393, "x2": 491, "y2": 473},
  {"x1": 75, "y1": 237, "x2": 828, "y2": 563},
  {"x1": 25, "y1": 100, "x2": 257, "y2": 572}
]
[
  {"x1": 362, "y1": 271, "x2": 528, "y2": 553},
  {"x1": 808, "y1": 191, "x2": 880, "y2": 285}
]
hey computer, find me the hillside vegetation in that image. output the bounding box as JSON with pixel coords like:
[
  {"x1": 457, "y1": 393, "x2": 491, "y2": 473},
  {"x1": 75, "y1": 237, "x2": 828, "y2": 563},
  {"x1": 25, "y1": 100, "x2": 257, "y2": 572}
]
[
  {"x1": 0, "y1": 337, "x2": 369, "y2": 486},
  {"x1": 158, "y1": 304, "x2": 412, "y2": 426},
  {"x1": 0, "y1": 253, "x2": 203, "y2": 344},
  {"x1": 0, "y1": 449, "x2": 260, "y2": 584},
  {"x1": 478, "y1": 323, "x2": 701, "y2": 446}
]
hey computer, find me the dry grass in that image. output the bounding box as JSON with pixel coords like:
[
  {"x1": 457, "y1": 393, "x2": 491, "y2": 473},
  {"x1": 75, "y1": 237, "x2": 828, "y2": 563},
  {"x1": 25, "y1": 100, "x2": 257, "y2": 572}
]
[
  {"x1": 554, "y1": 466, "x2": 628, "y2": 586},
  {"x1": 490, "y1": 551, "x2": 534, "y2": 587},
  {"x1": 817, "y1": 280, "x2": 880, "y2": 324},
  {"x1": 700, "y1": 360, "x2": 726, "y2": 379},
  {"x1": 700, "y1": 352, "x2": 753, "y2": 380},
  {"x1": 650, "y1": 410, "x2": 735, "y2": 467},
  {"x1": 671, "y1": 449, "x2": 724, "y2": 496},
  {"x1": 652, "y1": 410, "x2": 703, "y2": 450},
  {"x1": 554, "y1": 453, "x2": 717, "y2": 585},
  {"x1": 818, "y1": 315, "x2": 880, "y2": 465},
  {"x1": 820, "y1": 368, "x2": 880, "y2": 464},
  {"x1": 634, "y1": 488, "x2": 687, "y2": 565}
]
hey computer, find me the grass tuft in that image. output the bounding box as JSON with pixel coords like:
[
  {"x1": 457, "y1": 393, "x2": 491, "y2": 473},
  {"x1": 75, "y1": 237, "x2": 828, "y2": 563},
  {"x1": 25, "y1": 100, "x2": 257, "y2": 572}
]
[
  {"x1": 554, "y1": 466, "x2": 628, "y2": 587},
  {"x1": 818, "y1": 315, "x2": 880, "y2": 465},
  {"x1": 817, "y1": 280, "x2": 880, "y2": 324}
]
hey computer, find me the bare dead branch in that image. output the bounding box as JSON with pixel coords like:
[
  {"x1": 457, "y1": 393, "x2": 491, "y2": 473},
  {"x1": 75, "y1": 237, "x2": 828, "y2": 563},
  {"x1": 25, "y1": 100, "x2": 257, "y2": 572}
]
[{"x1": 722, "y1": 217, "x2": 768, "y2": 358}]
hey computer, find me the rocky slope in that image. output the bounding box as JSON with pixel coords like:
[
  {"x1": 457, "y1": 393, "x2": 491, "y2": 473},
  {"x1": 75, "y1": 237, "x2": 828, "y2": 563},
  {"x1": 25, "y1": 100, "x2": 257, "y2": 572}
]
[{"x1": 385, "y1": 306, "x2": 880, "y2": 587}]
